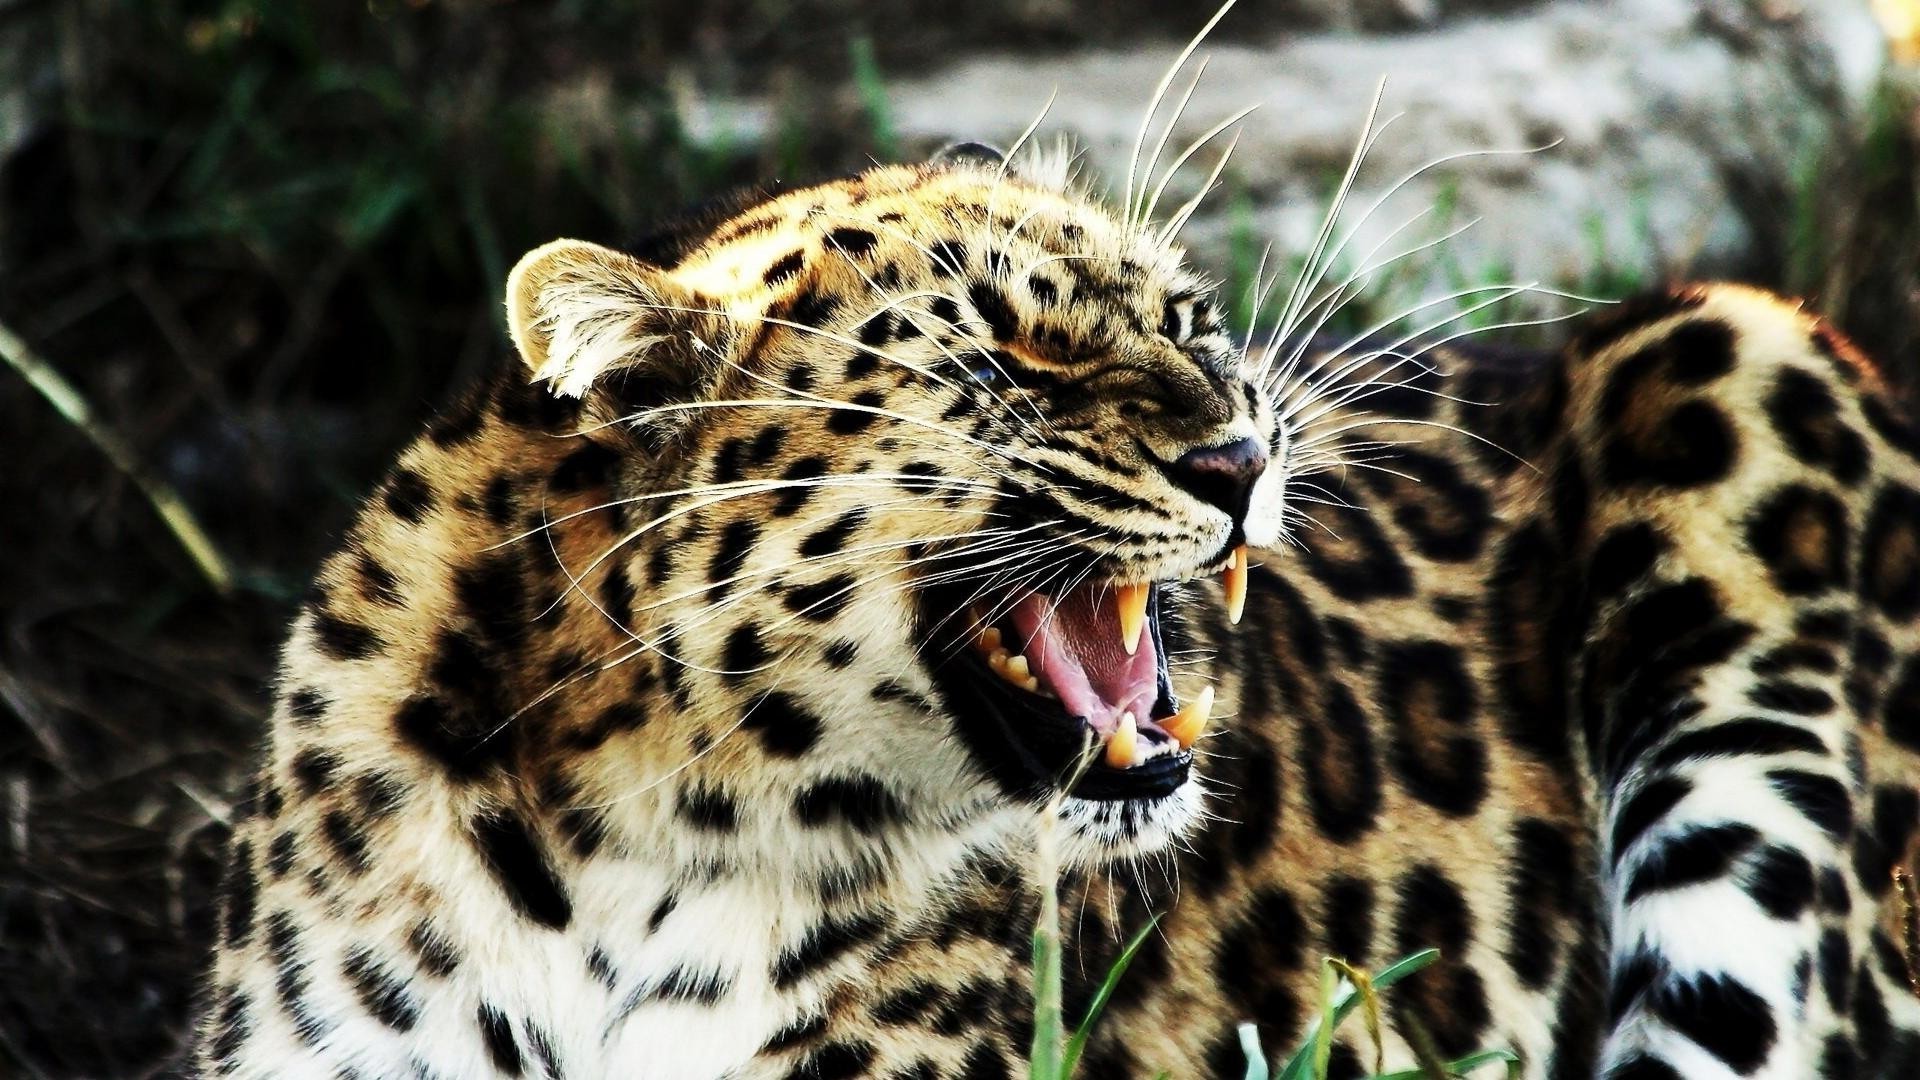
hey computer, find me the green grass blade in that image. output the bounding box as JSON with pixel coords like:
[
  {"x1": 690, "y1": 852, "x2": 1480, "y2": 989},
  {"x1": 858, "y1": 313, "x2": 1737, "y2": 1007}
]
[
  {"x1": 1311, "y1": 961, "x2": 1336, "y2": 1077},
  {"x1": 1059, "y1": 914, "x2": 1162, "y2": 1078},
  {"x1": 1029, "y1": 923, "x2": 1064, "y2": 1080},
  {"x1": 1239, "y1": 1022, "x2": 1270, "y2": 1080},
  {"x1": 0, "y1": 321, "x2": 234, "y2": 593},
  {"x1": 848, "y1": 36, "x2": 898, "y2": 161},
  {"x1": 1365, "y1": 1047, "x2": 1521, "y2": 1079},
  {"x1": 1274, "y1": 949, "x2": 1441, "y2": 1080}
]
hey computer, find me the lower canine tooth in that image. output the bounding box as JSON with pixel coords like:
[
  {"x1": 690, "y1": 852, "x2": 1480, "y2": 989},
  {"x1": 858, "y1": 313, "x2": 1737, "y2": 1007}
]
[
  {"x1": 1224, "y1": 545, "x2": 1249, "y2": 625},
  {"x1": 1161, "y1": 684, "x2": 1216, "y2": 749},
  {"x1": 980, "y1": 626, "x2": 1003, "y2": 651},
  {"x1": 1005, "y1": 655, "x2": 1030, "y2": 680},
  {"x1": 1105, "y1": 712, "x2": 1138, "y2": 769}
]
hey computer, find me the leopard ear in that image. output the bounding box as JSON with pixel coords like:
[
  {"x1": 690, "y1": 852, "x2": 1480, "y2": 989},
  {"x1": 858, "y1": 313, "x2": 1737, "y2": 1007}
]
[
  {"x1": 505, "y1": 239, "x2": 722, "y2": 405},
  {"x1": 930, "y1": 141, "x2": 1007, "y2": 169},
  {"x1": 929, "y1": 138, "x2": 1074, "y2": 192}
]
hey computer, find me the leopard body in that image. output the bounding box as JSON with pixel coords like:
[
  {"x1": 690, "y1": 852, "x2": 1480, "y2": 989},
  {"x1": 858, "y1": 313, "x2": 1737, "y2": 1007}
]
[{"x1": 198, "y1": 150, "x2": 1920, "y2": 1079}]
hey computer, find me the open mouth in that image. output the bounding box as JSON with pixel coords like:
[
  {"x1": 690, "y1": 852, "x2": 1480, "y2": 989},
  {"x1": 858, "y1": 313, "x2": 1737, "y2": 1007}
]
[{"x1": 929, "y1": 546, "x2": 1248, "y2": 802}]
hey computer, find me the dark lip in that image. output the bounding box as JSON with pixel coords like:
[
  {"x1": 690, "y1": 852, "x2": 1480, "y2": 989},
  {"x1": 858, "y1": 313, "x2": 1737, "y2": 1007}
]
[{"x1": 923, "y1": 583, "x2": 1192, "y2": 802}]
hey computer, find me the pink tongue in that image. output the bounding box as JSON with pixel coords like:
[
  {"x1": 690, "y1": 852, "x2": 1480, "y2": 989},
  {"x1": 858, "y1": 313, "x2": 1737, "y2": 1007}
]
[{"x1": 1009, "y1": 587, "x2": 1159, "y2": 735}]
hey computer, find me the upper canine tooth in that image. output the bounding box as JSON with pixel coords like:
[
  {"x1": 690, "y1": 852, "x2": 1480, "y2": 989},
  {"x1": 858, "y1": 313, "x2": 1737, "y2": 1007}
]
[
  {"x1": 1116, "y1": 582, "x2": 1150, "y2": 655},
  {"x1": 1161, "y1": 684, "x2": 1216, "y2": 749},
  {"x1": 1224, "y1": 545, "x2": 1248, "y2": 625},
  {"x1": 1105, "y1": 712, "x2": 1138, "y2": 769}
]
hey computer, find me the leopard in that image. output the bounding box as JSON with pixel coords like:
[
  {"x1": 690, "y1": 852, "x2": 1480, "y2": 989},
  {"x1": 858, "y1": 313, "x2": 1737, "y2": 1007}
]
[{"x1": 194, "y1": 140, "x2": 1920, "y2": 1079}]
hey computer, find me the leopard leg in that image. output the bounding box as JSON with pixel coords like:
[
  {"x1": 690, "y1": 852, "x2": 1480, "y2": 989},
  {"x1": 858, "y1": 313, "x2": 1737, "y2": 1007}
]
[{"x1": 1563, "y1": 285, "x2": 1920, "y2": 1078}]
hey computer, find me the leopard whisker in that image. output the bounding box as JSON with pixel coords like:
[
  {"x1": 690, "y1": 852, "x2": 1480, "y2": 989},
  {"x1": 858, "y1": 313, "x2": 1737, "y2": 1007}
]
[
  {"x1": 1264, "y1": 106, "x2": 1563, "y2": 393},
  {"x1": 1267, "y1": 125, "x2": 1565, "y2": 378},
  {"x1": 995, "y1": 202, "x2": 1053, "y2": 255},
  {"x1": 1296, "y1": 456, "x2": 1425, "y2": 485},
  {"x1": 1288, "y1": 367, "x2": 1485, "y2": 433},
  {"x1": 557, "y1": 299, "x2": 952, "y2": 405},
  {"x1": 675, "y1": 519, "x2": 1090, "y2": 654},
  {"x1": 1278, "y1": 483, "x2": 1367, "y2": 511},
  {"x1": 1293, "y1": 415, "x2": 1538, "y2": 471},
  {"x1": 1157, "y1": 124, "x2": 1248, "y2": 246},
  {"x1": 1123, "y1": 0, "x2": 1239, "y2": 230},
  {"x1": 1289, "y1": 450, "x2": 1426, "y2": 479},
  {"x1": 529, "y1": 472, "x2": 1011, "y2": 609},
  {"x1": 616, "y1": 392, "x2": 1044, "y2": 474},
  {"x1": 1259, "y1": 209, "x2": 1481, "y2": 388},
  {"x1": 1272, "y1": 283, "x2": 1537, "y2": 419},
  {"x1": 917, "y1": 544, "x2": 1101, "y2": 667},
  {"x1": 1233, "y1": 240, "x2": 1282, "y2": 375},
  {"x1": 667, "y1": 245, "x2": 1057, "y2": 445},
  {"x1": 634, "y1": 522, "x2": 1067, "y2": 684},
  {"x1": 1281, "y1": 287, "x2": 1597, "y2": 460},
  {"x1": 488, "y1": 471, "x2": 1001, "y2": 552},
  {"x1": 983, "y1": 88, "x2": 1059, "y2": 250},
  {"x1": 666, "y1": 529, "x2": 1073, "y2": 658},
  {"x1": 1271, "y1": 79, "x2": 1392, "y2": 356},
  {"x1": 762, "y1": 521, "x2": 1070, "y2": 600},
  {"x1": 1133, "y1": 55, "x2": 1213, "y2": 228},
  {"x1": 998, "y1": 87, "x2": 1059, "y2": 185},
  {"x1": 1272, "y1": 286, "x2": 1504, "y2": 415},
  {"x1": 1300, "y1": 276, "x2": 1603, "y2": 397},
  {"x1": 1283, "y1": 356, "x2": 1454, "y2": 428},
  {"x1": 934, "y1": 530, "x2": 1106, "y2": 643},
  {"x1": 632, "y1": 518, "x2": 1053, "y2": 630},
  {"x1": 566, "y1": 292, "x2": 1051, "y2": 461}
]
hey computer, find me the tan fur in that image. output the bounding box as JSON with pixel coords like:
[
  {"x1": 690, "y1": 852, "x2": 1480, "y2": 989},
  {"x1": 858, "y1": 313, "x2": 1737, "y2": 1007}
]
[{"x1": 198, "y1": 156, "x2": 1920, "y2": 1080}]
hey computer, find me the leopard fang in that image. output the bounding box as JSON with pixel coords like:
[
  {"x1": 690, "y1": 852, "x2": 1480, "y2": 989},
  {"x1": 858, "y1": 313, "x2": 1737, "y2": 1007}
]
[
  {"x1": 1105, "y1": 711, "x2": 1139, "y2": 768},
  {"x1": 1159, "y1": 684, "x2": 1215, "y2": 749},
  {"x1": 1116, "y1": 582, "x2": 1149, "y2": 655},
  {"x1": 1224, "y1": 546, "x2": 1248, "y2": 625}
]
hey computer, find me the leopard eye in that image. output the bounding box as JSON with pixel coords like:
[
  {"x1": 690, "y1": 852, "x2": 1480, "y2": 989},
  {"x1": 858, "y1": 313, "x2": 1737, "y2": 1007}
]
[
  {"x1": 1190, "y1": 297, "x2": 1212, "y2": 330},
  {"x1": 1162, "y1": 294, "x2": 1215, "y2": 344},
  {"x1": 969, "y1": 364, "x2": 1001, "y2": 385},
  {"x1": 1161, "y1": 299, "x2": 1185, "y2": 342}
]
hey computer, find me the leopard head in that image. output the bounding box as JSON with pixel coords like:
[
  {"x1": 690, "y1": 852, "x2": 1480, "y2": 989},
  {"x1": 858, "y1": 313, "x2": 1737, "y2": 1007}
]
[{"x1": 503, "y1": 146, "x2": 1286, "y2": 863}]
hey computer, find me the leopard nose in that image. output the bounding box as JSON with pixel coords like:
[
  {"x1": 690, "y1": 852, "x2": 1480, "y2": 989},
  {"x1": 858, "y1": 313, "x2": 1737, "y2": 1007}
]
[{"x1": 1165, "y1": 436, "x2": 1268, "y2": 521}]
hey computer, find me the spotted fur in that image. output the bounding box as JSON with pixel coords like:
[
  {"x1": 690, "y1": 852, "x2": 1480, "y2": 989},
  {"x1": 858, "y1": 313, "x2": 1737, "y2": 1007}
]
[{"x1": 197, "y1": 149, "x2": 1920, "y2": 1079}]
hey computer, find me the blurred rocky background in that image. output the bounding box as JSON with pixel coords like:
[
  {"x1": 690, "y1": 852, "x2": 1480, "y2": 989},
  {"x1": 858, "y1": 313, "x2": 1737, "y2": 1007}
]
[{"x1": 1, "y1": 0, "x2": 1916, "y2": 1075}]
